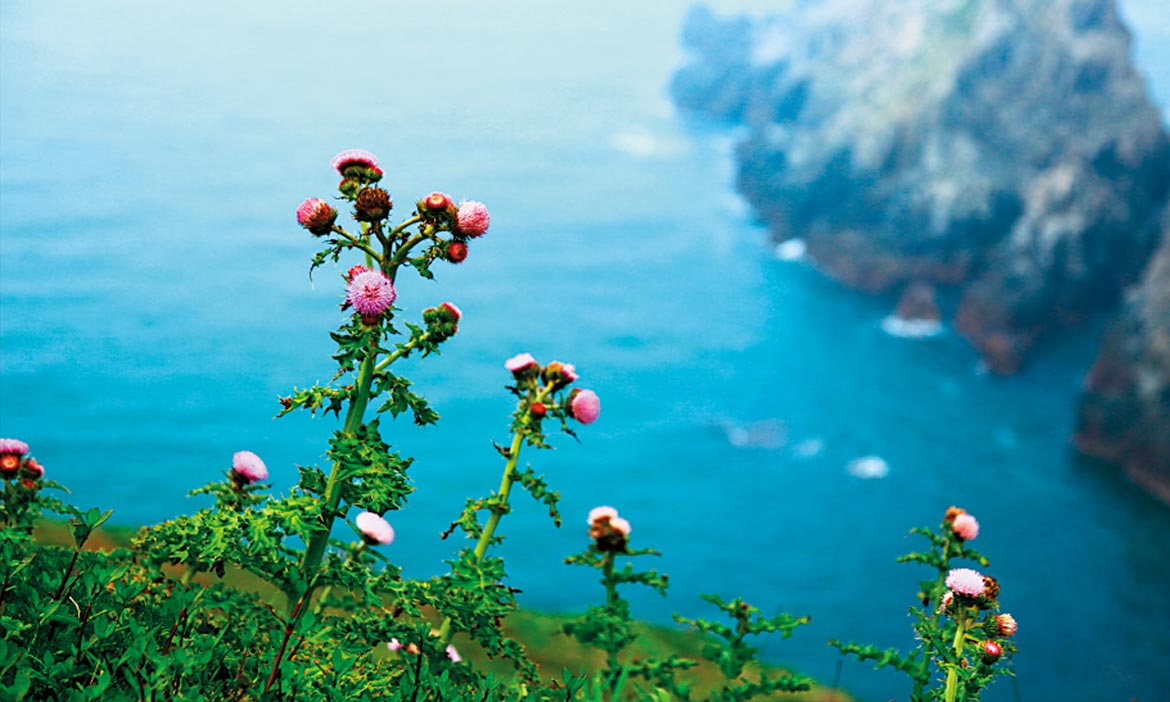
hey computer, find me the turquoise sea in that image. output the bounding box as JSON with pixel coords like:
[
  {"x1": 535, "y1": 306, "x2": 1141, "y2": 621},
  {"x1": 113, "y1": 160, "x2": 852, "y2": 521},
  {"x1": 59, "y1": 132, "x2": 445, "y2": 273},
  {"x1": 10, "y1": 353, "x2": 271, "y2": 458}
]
[{"x1": 2, "y1": 3, "x2": 1168, "y2": 700}]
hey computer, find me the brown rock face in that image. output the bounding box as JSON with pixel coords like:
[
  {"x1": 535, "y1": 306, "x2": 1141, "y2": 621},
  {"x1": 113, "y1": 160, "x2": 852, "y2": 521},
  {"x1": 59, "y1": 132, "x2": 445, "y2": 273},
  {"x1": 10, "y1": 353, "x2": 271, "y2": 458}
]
[
  {"x1": 1076, "y1": 211, "x2": 1170, "y2": 502},
  {"x1": 895, "y1": 282, "x2": 942, "y2": 323}
]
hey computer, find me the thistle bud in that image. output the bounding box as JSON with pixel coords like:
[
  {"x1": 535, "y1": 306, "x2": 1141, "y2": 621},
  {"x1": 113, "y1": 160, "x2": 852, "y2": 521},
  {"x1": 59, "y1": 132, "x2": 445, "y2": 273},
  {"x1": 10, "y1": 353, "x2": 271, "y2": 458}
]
[
  {"x1": 944, "y1": 506, "x2": 965, "y2": 523},
  {"x1": 444, "y1": 240, "x2": 468, "y2": 264},
  {"x1": 355, "y1": 511, "x2": 395, "y2": 545},
  {"x1": 422, "y1": 191, "x2": 454, "y2": 213},
  {"x1": 982, "y1": 576, "x2": 999, "y2": 601},
  {"x1": 996, "y1": 613, "x2": 1017, "y2": 637},
  {"x1": 979, "y1": 640, "x2": 1002, "y2": 663},
  {"x1": 230, "y1": 450, "x2": 268, "y2": 486},
  {"x1": 455, "y1": 200, "x2": 490, "y2": 238},
  {"x1": 354, "y1": 187, "x2": 392, "y2": 222},
  {"x1": 22, "y1": 458, "x2": 44, "y2": 479},
  {"x1": 530, "y1": 402, "x2": 547, "y2": 419},
  {"x1": 296, "y1": 198, "x2": 338, "y2": 236},
  {"x1": 542, "y1": 361, "x2": 578, "y2": 389},
  {"x1": 952, "y1": 512, "x2": 979, "y2": 541},
  {"x1": 569, "y1": 389, "x2": 601, "y2": 425},
  {"x1": 0, "y1": 438, "x2": 30, "y2": 478},
  {"x1": 339, "y1": 178, "x2": 361, "y2": 198},
  {"x1": 504, "y1": 353, "x2": 539, "y2": 378}
]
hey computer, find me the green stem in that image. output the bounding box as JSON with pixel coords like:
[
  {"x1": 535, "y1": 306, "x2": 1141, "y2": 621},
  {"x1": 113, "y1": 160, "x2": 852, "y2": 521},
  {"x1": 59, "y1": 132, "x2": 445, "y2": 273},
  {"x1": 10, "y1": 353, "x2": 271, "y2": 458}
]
[
  {"x1": 944, "y1": 610, "x2": 967, "y2": 702},
  {"x1": 332, "y1": 225, "x2": 381, "y2": 263},
  {"x1": 602, "y1": 551, "x2": 619, "y2": 672},
  {"x1": 295, "y1": 344, "x2": 379, "y2": 611},
  {"x1": 437, "y1": 383, "x2": 552, "y2": 645},
  {"x1": 373, "y1": 330, "x2": 433, "y2": 374}
]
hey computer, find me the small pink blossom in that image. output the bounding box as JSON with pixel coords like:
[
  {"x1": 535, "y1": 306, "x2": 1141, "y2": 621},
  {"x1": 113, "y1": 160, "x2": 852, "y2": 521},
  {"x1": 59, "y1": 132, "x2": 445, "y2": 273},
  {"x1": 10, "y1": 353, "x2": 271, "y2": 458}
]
[
  {"x1": 387, "y1": 638, "x2": 404, "y2": 651},
  {"x1": 355, "y1": 511, "x2": 395, "y2": 545},
  {"x1": 0, "y1": 438, "x2": 29, "y2": 456},
  {"x1": 423, "y1": 192, "x2": 453, "y2": 212},
  {"x1": 588, "y1": 506, "x2": 618, "y2": 525},
  {"x1": 980, "y1": 640, "x2": 1002, "y2": 662},
  {"x1": 456, "y1": 201, "x2": 490, "y2": 237},
  {"x1": 945, "y1": 568, "x2": 987, "y2": 597},
  {"x1": 331, "y1": 149, "x2": 379, "y2": 174},
  {"x1": 24, "y1": 459, "x2": 44, "y2": 479},
  {"x1": 346, "y1": 270, "x2": 397, "y2": 316},
  {"x1": 446, "y1": 644, "x2": 462, "y2": 663},
  {"x1": 505, "y1": 352, "x2": 538, "y2": 374},
  {"x1": 231, "y1": 451, "x2": 268, "y2": 483},
  {"x1": 570, "y1": 389, "x2": 601, "y2": 424},
  {"x1": 952, "y1": 513, "x2": 979, "y2": 541},
  {"x1": 609, "y1": 517, "x2": 631, "y2": 535}
]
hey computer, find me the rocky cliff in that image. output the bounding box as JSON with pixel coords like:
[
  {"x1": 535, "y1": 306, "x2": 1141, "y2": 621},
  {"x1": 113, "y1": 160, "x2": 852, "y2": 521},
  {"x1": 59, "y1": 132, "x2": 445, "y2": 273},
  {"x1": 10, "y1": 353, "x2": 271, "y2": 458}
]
[
  {"x1": 672, "y1": 0, "x2": 1170, "y2": 374},
  {"x1": 1076, "y1": 211, "x2": 1170, "y2": 500}
]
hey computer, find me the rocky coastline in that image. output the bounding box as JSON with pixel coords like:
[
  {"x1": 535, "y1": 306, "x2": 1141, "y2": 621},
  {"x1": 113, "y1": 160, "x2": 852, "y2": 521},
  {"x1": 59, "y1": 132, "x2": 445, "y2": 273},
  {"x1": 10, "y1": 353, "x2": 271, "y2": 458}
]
[{"x1": 672, "y1": 0, "x2": 1170, "y2": 495}]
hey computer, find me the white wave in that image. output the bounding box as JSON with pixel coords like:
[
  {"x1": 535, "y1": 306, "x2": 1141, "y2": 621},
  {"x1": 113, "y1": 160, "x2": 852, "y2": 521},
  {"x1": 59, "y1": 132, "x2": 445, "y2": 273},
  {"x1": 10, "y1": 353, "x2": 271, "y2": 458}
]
[
  {"x1": 847, "y1": 455, "x2": 889, "y2": 479},
  {"x1": 880, "y1": 315, "x2": 943, "y2": 339},
  {"x1": 775, "y1": 238, "x2": 807, "y2": 261},
  {"x1": 609, "y1": 128, "x2": 687, "y2": 158},
  {"x1": 793, "y1": 437, "x2": 824, "y2": 458}
]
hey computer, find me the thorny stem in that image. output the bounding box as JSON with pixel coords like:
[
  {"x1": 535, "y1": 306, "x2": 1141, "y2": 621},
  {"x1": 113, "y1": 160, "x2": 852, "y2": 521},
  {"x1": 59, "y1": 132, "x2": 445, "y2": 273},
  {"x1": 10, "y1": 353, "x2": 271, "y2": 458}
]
[
  {"x1": 944, "y1": 609, "x2": 968, "y2": 702},
  {"x1": 374, "y1": 329, "x2": 435, "y2": 374},
  {"x1": 437, "y1": 382, "x2": 554, "y2": 645},
  {"x1": 332, "y1": 225, "x2": 381, "y2": 263},
  {"x1": 264, "y1": 593, "x2": 307, "y2": 695},
  {"x1": 53, "y1": 548, "x2": 81, "y2": 601},
  {"x1": 602, "y1": 551, "x2": 620, "y2": 672}
]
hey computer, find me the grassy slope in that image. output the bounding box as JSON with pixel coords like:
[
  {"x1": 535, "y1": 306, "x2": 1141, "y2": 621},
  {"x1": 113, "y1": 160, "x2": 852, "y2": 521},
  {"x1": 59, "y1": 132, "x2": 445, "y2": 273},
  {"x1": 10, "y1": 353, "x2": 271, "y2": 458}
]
[{"x1": 32, "y1": 521, "x2": 846, "y2": 701}]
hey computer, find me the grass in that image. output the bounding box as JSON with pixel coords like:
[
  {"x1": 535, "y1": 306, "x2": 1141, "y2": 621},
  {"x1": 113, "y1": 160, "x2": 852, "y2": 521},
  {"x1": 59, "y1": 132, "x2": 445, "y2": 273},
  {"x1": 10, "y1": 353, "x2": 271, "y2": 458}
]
[{"x1": 32, "y1": 520, "x2": 846, "y2": 701}]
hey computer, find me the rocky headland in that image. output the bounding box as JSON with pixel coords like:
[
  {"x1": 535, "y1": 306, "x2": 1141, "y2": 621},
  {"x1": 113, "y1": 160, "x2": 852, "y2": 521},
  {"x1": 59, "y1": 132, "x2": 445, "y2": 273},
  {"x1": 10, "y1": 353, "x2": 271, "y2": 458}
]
[{"x1": 672, "y1": 0, "x2": 1170, "y2": 493}]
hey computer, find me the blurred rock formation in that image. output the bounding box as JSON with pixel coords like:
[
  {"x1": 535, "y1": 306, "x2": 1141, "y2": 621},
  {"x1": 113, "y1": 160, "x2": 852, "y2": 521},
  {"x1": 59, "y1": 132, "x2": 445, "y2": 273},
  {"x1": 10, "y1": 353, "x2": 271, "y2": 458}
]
[
  {"x1": 1076, "y1": 210, "x2": 1170, "y2": 500},
  {"x1": 672, "y1": 0, "x2": 1169, "y2": 373}
]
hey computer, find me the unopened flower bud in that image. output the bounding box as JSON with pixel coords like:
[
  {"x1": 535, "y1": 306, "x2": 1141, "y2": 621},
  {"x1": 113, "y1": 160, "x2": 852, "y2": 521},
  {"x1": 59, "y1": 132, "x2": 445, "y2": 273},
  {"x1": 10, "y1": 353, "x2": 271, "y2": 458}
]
[
  {"x1": 979, "y1": 640, "x2": 1002, "y2": 663},
  {"x1": 22, "y1": 458, "x2": 44, "y2": 479},
  {"x1": 296, "y1": 198, "x2": 339, "y2": 236},
  {"x1": 530, "y1": 402, "x2": 547, "y2": 419},
  {"x1": 982, "y1": 576, "x2": 999, "y2": 600},
  {"x1": 422, "y1": 191, "x2": 454, "y2": 213},
  {"x1": 339, "y1": 178, "x2": 361, "y2": 198},
  {"x1": 354, "y1": 187, "x2": 392, "y2": 222},
  {"x1": 952, "y1": 513, "x2": 979, "y2": 541},
  {"x1": 542, "y1": 361, "x2": 578, "y2": 388},
  {"x1": 439, "y1": 302, "x2": 462, "y2": 323},
  {"x1": 444, "y1": 240, "x2": 468, "y2": 264},
  {"x1": 996, "y1": 613, "x2": 1017, "y2": 637}
]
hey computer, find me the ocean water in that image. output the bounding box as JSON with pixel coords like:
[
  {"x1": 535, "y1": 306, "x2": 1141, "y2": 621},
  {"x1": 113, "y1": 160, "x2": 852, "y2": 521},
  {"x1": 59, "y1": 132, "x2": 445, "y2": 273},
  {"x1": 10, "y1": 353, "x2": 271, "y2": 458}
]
[{"x1": 2, "y1": 3, "x2": 1169, "y2": 701}]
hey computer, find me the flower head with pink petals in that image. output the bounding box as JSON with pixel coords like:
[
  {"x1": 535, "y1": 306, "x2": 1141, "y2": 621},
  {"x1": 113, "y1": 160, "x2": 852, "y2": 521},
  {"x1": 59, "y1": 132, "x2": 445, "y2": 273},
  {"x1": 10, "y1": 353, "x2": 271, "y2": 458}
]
[
  {"x1": 456, "y1": 201, "x2": 490, "y2": 237},
  {"x1": 231, "y1": 451, "x2": 268, "y2": 484},
  {"x1": 331, "y1": 149, "x2": 379, "y2": 175},
  {"x1": 346, "y1": 270, "x2": 397, "y2": 316},
  {"x1": 952, "y1": 513, "x2": 979, "y2": 541},
  {"x1": 0, "y1": 438, "x2": 29, "y2": 456},
  {"x1": 570, "y1": 389, "x2": 601, "y2": 425},
  {"x1": 945, "y1": 568, "x2": 987, "y2": 597},
  {"x1": 588, "y1": 506, "x2": 618, "y2": 526},
  {"x1": 505, "y1": 353, "x2": 538, "y2": 376},
  {"x1": 355, "y1": 512, "x2": 395, "y2": 545},
  {"x1": 296, "y1": 198, "x2": 338, "y2": 235}
]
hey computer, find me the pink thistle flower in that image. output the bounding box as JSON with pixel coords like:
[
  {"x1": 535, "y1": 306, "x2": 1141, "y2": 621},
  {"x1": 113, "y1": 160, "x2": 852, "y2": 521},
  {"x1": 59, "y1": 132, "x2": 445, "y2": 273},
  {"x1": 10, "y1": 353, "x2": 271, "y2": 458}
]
[
  {"x1": 345, "y1": 265, "x2": 370, "y2": 282},
  {"x1": 231, "y1": 451, "x2": 268, "y2": 484},
  {"x1": 387, "y1": 638, "x2": 404, "y2": 652},
  {"x1": 945, "y1": 568, "x2": 987, "y2": 597},
  {"x1": 952, "y1": 513, "x2": 979, "y2": 541},
  {"x1": 331, "y1": 149, "x2": 379, "y2": 175},
  {"x1": 355, "y1": 511, "x2": 395, "y2": 545},
  {"x1": 609, "y1": 517, "x2": 631, "y2": 535},
  {"x1": 346, "y1": 270, "x2": 397, "y2": 316},
  {"x1": 505, "y1": 352, "x2": 538, "y2": 375},
  {"x1": 570, "y1": 389, "x2": 601, "y2": 425},
  {"x1": 446, "y1": 644, "x2": 462, "y2": 663},
  {"x1": 455, "y1": 200, "x2": 490, "y2": 237},
  {"x1": 440, "y1": 302, "x2": 462, "y2": 323},
  {"x1": 296, "y1": 197, "x2": 338, "y2": 236},
  {"x1": 0, "y1": 438, "x2": 29, "y2": 456},
  {"x1": 996, "y1": 613, "x2": 1018, "y2": 637},
  {"x1": 588, "y1": 506, "x2": 618, "y2": 526}
]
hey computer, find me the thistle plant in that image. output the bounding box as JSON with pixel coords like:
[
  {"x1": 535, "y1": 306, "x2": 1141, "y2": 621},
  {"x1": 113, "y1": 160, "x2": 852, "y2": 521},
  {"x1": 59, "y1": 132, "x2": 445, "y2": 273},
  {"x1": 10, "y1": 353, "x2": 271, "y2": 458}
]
[
  {"x1": 563, "y1": 508, "x2": 814, "y2": 702},
  {"x1": 830, "y1": 508, "x2": 1018, "y2": 701}
]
